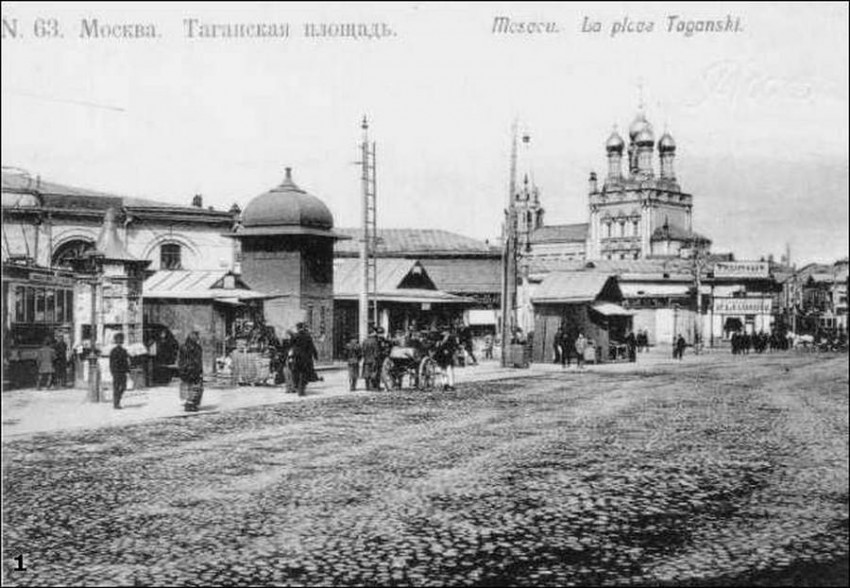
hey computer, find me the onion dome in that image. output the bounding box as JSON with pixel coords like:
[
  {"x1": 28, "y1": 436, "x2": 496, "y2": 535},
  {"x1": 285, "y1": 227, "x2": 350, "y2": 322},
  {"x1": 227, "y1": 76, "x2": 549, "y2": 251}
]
[
  {"x1": 658, "y1": 132, "x2": 676, "y2": 153},
  {"x1": 236, "y1": 167, "x2": 344, "y2": 239},
  {"x1": 605, "y1": 130, "x2": 625, "y2": 153},
  {"x1": 635, "y1": 126, "x2": 655, "y2": 147},
  {"x1": 628, "y1": 112, "x2": 651, "y2": 140}
]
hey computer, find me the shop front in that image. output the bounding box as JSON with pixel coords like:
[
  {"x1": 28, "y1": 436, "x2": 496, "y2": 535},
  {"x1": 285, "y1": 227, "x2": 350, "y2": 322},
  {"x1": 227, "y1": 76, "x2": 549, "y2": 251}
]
[{"x1": 531, "y1": 272, "x2": 633, "y2": 364}]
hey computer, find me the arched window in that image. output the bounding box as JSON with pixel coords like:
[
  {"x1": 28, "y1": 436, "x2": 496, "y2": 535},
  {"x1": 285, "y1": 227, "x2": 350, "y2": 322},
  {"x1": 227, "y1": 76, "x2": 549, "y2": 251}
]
[
  {"x1": 604, "y1": 222, "x2": 612, "y2": 238},
  {"x1": 618, "y1": 221, "x2": 626, "y2": 237},
  {"x1": 160, "y1": 243, "x2": 182, "y2": 270},
  {"x1": 52, "y1": 239, "x2": 95, "y2": 269},
  {"x1": 632, "y1": 220, "x2": 639, "y2": 236}
]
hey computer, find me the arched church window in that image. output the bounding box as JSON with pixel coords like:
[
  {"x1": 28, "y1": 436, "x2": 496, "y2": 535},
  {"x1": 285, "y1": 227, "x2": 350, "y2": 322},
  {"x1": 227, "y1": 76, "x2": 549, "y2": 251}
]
[
  {"x1": 160, "y1": 243, "x2": 182, "y2": 270},
  {"x1": 52, "y1": 239, "x2": 95, "y2": 269}
]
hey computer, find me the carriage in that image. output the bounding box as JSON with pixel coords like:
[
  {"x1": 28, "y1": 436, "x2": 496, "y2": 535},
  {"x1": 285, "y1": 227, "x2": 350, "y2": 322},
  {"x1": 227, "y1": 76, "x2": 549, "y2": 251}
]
[{"x1": 379, "y1": 335, "x2": 440, "y2": 391}]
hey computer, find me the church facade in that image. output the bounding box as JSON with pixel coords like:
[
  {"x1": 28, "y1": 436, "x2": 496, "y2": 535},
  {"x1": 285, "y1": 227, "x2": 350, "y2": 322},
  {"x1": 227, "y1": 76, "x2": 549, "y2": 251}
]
[{"x1": 513, "y1": 110, "x2": 711, "y2": 265}]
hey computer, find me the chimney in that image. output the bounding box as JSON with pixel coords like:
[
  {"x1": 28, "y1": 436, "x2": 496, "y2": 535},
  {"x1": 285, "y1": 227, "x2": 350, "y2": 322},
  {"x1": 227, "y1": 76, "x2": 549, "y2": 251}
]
[{"x1": 192, "y1": 194, "x2": 203, "y2": 208}]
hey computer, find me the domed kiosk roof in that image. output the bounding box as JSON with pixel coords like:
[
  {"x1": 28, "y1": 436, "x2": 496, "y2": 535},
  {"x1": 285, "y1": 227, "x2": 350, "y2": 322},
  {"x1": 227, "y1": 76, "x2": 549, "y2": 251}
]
[{"x1": 233, "y1": 168, "x2": 347, "y2": 240}]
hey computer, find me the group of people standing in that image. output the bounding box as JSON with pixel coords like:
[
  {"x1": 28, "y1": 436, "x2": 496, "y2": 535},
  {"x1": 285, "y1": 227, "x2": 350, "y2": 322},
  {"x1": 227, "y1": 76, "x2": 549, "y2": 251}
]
[
  {"x1": 344, "y1": 325, "x2": 462, "y2": 392},
  {"x1": 106, "y1": 330, "x2": 204, "y2": 412},
  {"x1": 551, "y1": 328, "x2": 590, "y2": 369},
  {"x1": 730, "y1": 330, "x2": 792, "y2": 355}
]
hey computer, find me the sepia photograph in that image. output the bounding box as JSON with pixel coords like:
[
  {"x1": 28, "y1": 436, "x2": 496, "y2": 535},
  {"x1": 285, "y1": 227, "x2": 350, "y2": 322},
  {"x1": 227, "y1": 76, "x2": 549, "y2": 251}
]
[{"x1": 1, "y1": 1, "x2": 848, "y2": 586}]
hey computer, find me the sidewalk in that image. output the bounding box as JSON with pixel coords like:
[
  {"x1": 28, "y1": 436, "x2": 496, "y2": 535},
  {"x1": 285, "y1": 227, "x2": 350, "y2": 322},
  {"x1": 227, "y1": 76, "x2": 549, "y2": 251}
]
[{"x1": 2, "y1": 346, "x2": 704, "y2": 438}]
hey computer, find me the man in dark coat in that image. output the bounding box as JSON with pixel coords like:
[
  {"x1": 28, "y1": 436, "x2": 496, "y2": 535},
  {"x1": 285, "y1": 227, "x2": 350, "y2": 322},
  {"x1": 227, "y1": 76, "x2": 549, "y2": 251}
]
[
  {"x1": 109, "y1": 333, "x2": 131, "y2": 409},
  {"x1": 53, "y1": 333, "x2": 68, "y2": 388},
  {"x1": 625, "y1": 330, "x2": 637, "y2": 363},
  {"x1": 178, "y1": 331, "x2": 204, "y2": 412},
  {"x1": 344, "y1": 335, "x2": 362, "y2": 391},
  {"x1": 674, "y1": 334, "x2": 687, "y2": 360},
  {"x1": 459, "y1": 324, "x2": 477, "y2": 366},
  {"x1": 290, "y1": 322, "x2": 319, "y2": 394},
  {"x1": 552, "y1": 326, "x2": 564, "y2": 365},
  {"x1": 361, "y1": 328, "x2": 381, "y2": 391}
]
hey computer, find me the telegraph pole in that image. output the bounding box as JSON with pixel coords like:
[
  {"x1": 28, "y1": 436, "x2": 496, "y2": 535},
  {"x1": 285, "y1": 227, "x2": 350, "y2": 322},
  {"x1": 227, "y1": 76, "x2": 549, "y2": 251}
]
[
  {"x1": 692, "y1": 247, "x2": 708, "y2": 354},
  {"x1": 500, "y1": 121, "x2": 519, "y2": 367},
  {"x1": 358, "y1": 116, "x2": 378, "y2": 342}
]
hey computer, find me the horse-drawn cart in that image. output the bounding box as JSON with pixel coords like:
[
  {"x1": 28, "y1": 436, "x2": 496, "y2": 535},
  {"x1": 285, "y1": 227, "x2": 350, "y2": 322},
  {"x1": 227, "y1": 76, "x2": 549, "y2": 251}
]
[{"x1": 380, "y1": 343, "x2": 439, "y2": 391}]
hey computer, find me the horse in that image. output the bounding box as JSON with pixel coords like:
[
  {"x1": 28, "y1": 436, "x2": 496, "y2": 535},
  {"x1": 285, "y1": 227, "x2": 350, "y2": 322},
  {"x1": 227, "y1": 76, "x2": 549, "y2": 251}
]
[{"x1": 787, "y1": 332, "x2": 815, "y2": 351}]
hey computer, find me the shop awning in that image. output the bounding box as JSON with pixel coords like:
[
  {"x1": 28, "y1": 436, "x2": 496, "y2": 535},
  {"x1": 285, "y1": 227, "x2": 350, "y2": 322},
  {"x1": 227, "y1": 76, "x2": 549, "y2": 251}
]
[
  {"x1": 144, "y1": 270, "x2": 274, "y2": 301},
  {"x1": 335, "y1": 289, "x2": 474, "y2": 304},
  {"x1": 619, "y1": 283, "x2": 691, "y2": 298},
  {"x1": 591, "y1": 302, "x2": 633, "y2": 316},
  {"x1": 532, "y1": 272, "x2": 618, "y2": 303}
]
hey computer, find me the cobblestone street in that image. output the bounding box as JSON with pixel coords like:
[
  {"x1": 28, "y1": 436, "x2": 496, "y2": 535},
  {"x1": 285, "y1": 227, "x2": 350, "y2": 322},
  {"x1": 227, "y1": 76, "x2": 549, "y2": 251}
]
[{"x1": 2, "y1": 352, "x2": 848, "y2": 586}]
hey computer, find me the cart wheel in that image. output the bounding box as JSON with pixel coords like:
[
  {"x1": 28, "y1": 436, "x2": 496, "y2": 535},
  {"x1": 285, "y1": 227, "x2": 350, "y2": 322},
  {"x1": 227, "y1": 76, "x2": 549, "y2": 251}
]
[
  {"x1": 418, "y1": 357, "x2": 437, "y2": 390},
  {"x1": 380, "y1": 357, "x2": 395, "y2": 391}
]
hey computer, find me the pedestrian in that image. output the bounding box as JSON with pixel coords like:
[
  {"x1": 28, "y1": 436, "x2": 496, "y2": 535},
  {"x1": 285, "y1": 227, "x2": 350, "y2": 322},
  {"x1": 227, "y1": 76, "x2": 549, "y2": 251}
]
[
  {"x1": 459, "y1": 324, "x2": 477, "y2": 366},
  {"x1": 178, "y1": 331, "x2": 204, "y2": 412},
  {"x1": 109, "y1": 333, "x2": 130, "y2": 409},
  {"x1": 344, "y1": 334, "x2": 362, "y2": 391},
  {"x1": 483, "y1": 333, "x2": 494, "y2": 360},
  {"x1": 290, "y1": 322, "x2": 319, "y2": 395},
  {"x1": 674, "y1": 334, "x2": 687, "y2": 360},
  {"x1": 637, "y1": 329, "x2": 647, "y2": 352},
  {"x1": 53, "y1": 333, "x2": 68, "y2": 388},
  {"x1": 625, "y1": 330, "x2": 637, "y2": 363},
  {"x1": 36, "y1": 337, "x2": 56, "y2": 390},
  {"x1": 361, "y1": 328, "x2": 381, "y2": 391},
  {"x1": 552, "y1": 325, "x2": 564, "y2": 365},
  {"x1": 435, "y1": 326, "x2": 458, "y2": 391},
  {"x1": 574, "y1": 332, "x2": 588, "y2": 370}
]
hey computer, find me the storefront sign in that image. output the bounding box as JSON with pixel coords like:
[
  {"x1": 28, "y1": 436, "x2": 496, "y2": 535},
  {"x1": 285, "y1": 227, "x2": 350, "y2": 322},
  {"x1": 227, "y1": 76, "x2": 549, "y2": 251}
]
[
  {"x1": 714, "y1": 262, "x2": 769, "y2": 278},
  {"x1": 714, "y1": 297, "x2": 772, "y2": 313}
]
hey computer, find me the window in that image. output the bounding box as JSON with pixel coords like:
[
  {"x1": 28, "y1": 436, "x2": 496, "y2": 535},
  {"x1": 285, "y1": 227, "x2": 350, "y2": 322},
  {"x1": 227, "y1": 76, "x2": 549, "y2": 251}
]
[
  {"x1": 604, "y1": 223, "x2": 612, "y2": 238},
  {"x1": 52, "y1": 239, "x2": 95, "y2": 269},
  {"x1": 63, "y1": 290, "x2": 74, "y2": 323},
  {"x1": 14, "y1": 286, "x2": 25, "y2": 322},
  {"x1": 160, "y1": 243, "x2": 182, "y2": 270},
  {"x1": 618, "y1": 221, "x2": 625, "y2": 237},
  {"x1": 56, "y1": 289, "x2": 65, "y2": 323},
  {"x1": 45, "y1": 289, "x2": 55, "y2": 323},
  {"x1": 34, "y1": 288, "x2": 45, "y2": 322},
  {"x1": 633, "y1": 220, "x2": 639, "y2": 236}
]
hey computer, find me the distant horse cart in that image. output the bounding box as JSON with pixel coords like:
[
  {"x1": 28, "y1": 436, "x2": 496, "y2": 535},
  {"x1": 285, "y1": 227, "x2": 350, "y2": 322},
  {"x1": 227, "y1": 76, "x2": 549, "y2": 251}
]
[{"x1": 380, "y1": 340, "x2": 439, "y2": 391}]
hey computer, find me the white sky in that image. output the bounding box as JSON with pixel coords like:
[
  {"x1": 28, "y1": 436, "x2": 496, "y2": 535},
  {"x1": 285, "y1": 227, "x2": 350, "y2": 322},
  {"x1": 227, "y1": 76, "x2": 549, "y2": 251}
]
[{"x1": 2, "y1": 2, "x2": 848, "y2": 263}]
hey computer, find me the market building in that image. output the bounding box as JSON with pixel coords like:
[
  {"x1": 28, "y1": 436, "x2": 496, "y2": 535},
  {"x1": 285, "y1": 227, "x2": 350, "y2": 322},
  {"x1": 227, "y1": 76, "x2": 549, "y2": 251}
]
[
  {"x1": 2, "y1": 169, "x2": 239, "y2": 273},
  {"x1": 333, "y1": 228, "x2": 503, "y2": 344},
  {"x1": 530, "y1": 272, "x2": 633, "y2": 364},
  {"x1": 780, "y1": 258, "x2": 849, "y2": 334},
  {"x1": 332, "y1": 258, "x2": 473, "y2": 357}
]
